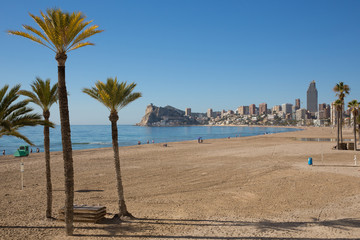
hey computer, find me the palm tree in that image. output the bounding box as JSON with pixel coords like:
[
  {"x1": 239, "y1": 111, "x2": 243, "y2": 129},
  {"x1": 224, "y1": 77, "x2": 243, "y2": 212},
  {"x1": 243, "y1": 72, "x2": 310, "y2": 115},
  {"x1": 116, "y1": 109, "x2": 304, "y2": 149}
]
[
  {"x1": 9, "y1": 9, "x2": 103, "y2": 235},
  {"x1": 333, "y1": 82, "x2": 350, "y2": 143},
  {"x1": 19, "y1": 78, "x2": 58, "y2": 219},
  {"x1": 83, "y1": 78, "x2": 141, "y2": 218},
  {"x1": 334, "y1": 100, "x2": 342, "y2": 150},
  {"x1": 348, "y1": 100, "x2": 359, "y2": 151},
  {"x1": 357, "y1": 114, "x2": 360, "y2": 146},
  {"x1": 0, "y1": 84, "x2": 44, "y2": 145}
]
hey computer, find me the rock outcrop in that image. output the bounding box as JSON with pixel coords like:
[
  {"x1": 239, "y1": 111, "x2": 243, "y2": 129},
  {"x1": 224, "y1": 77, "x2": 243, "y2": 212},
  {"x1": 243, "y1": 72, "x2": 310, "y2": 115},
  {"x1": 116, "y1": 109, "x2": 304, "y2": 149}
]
[{"x1": 137, "y1": 104, "x2": 206, "y2": 126}]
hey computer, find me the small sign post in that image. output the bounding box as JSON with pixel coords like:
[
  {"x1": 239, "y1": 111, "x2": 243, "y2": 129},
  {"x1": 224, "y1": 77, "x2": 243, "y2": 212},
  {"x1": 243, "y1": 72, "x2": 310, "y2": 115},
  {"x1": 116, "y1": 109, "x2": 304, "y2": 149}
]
[{"x1": 20, "y1": 161, "x2": 24, "y2": 190}]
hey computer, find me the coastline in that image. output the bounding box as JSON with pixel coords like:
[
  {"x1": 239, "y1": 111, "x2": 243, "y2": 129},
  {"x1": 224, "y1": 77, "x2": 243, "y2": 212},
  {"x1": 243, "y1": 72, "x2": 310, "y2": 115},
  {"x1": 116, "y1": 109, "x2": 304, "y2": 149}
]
[
  {"x1": 1, "y1": 126, "x2": 360, "y2": 239},
  {"x1": 2, "y1": 125, "x2": 301, "y2": 156}
]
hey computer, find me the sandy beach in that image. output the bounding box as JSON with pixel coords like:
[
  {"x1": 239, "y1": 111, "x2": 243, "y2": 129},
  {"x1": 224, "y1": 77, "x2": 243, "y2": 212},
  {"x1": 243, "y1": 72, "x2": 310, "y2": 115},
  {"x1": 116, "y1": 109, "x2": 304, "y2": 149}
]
[{"x1": 1, "y1": 126, "x2": 360, "y2": 239}]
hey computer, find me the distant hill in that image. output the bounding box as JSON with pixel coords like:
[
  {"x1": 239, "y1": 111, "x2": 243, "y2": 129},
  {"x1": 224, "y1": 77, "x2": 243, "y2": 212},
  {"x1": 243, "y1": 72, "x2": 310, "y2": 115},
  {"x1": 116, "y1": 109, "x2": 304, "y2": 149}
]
[{"x1": 136, "y1": 104, "x2": 206, "y2": 126}]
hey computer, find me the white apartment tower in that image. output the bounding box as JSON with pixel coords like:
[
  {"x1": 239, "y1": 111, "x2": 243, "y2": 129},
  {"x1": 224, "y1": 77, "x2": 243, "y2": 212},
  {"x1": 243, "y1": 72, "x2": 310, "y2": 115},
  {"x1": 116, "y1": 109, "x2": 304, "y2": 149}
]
[{"x1": 207, "y1": 108, "x2": 213, "y2": 118}]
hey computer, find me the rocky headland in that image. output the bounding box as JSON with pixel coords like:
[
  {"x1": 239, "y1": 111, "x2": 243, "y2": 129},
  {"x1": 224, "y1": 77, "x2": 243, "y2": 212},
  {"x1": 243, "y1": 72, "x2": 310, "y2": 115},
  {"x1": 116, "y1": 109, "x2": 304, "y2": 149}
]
[{"x1": 136, "y1": 104, "x2": 207, "y2": 126}]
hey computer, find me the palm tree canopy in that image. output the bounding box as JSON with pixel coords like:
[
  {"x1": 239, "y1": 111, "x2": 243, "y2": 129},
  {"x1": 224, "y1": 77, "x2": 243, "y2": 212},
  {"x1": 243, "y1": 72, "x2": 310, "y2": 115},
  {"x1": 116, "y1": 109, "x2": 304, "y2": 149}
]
[
  {"x1": 334, "y1": 99, "x2": 343, "y2": 111},
  {"x1": 333, "y1": 82, "x2": 350, "y2": 101},
  {"x1": 8, "y1": 8, "x2": 103, "y2": 54},
  {"x1": 18, "y1": 77, "x2": 58, "y2": 112},
  {"x1": 348, "y1": 100, "x2": 359, "y2": 116},
  {"x1": 0, "y1": 84, "x2": 45, "y2": 145},
  {"x1": 82, "y1": 77, "x2": 142, "y2": 114}
]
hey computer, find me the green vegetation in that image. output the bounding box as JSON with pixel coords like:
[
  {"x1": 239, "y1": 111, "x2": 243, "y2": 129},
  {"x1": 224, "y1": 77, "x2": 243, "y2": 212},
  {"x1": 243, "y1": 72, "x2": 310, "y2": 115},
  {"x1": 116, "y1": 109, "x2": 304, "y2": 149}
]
[
  {"x1": 9, "y1": 8, "x2": 103, "y2": 235},
  {"x1": 19, "y1": 78, "x2": 58, "y2": 219},
  {"x1": 348, "y1": 100, "x2": 359, "y2": 151},
  {"x1": 0, "y1": 84, "x2": 43, "y2": 145},
  {"x1": 83, "y1": 78, "x2": 142, "y2": 218}
]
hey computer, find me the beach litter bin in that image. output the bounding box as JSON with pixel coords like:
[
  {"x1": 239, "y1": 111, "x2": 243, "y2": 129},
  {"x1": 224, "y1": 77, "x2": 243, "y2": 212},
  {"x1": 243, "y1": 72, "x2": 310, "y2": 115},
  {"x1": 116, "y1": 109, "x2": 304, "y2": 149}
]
[{"x1": 308, "y1": 157, "x2": 312, "y2": 166}]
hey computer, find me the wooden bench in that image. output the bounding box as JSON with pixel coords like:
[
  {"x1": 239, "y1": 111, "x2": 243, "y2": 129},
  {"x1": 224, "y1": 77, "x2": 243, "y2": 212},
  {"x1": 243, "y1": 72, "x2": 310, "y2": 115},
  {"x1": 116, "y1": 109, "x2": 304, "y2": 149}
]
[{"x1": 58, "y1": 205, "x2": 106, "y2": 223}]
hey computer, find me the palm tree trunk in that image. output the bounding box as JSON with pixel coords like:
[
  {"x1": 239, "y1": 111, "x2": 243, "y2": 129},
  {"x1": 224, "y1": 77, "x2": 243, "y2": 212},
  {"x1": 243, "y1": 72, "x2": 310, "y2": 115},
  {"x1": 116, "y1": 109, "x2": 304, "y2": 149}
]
[
  {"x1": 56, "y1": 54, "x2": 74, "y2": 236},
  {"x1": 340, "y1": 105, "x2": 343, "y2": 143},
  {"x1": 354, "y1": 117, "x2": 357, "y2": 151},
  {"x1": 337, "y1": 111, "x2": 340, "y2": 150},
  {"x1": 358, "y1": 123, "x2": 360, "y2": 149},
  {"x1": 44, "y1": 114, "x2": 52, "y2": 219},
  {"x1": 110, "y1": 113, "x2": 132, "y2": 217}
]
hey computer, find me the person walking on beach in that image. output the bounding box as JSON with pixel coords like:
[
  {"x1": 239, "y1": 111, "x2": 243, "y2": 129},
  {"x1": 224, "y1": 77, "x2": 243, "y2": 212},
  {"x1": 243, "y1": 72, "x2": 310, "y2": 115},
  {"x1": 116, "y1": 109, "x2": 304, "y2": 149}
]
[
  {"x1": 36, "y1": 148, "x2": 40, "y2": 153},
  {"x1": 2, "y1": 150, "x2": 5, "y2": 156}
]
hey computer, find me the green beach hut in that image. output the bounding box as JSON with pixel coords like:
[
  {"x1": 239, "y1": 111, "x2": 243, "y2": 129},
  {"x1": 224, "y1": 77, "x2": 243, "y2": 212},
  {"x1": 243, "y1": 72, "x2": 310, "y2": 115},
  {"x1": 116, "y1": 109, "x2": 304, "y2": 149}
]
[{"x1": 14, "y1": 145, "x2": 29, "y2": 157}]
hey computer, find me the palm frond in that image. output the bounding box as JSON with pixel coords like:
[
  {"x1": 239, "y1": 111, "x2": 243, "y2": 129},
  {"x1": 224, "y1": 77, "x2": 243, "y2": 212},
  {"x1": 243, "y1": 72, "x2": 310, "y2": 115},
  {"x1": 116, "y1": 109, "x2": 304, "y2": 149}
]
[
  {"x1": 0, "y1": 128, "x2": 34, "y2": 145},
  {"x1": 10, "y1": 8, "x2": 103, "y2": 56},
  {"x1": 68, "y1": 42, "x2": 94, "y2": 52},
  {"x1": 8, "y1": 30, "x2": 56, "y2": 52},
  {"x1": 68, "y1": 25, "x2": 102, "y2": 50},
  {"x1": 19, "y1": 78, "x2": 58, "y2": 112},
  {"x1": 1, "y1": 84, "x2": 45, "y2": 144},
  {"x1": 83, "y1": 77, "x2": 142, "y2": 115}
]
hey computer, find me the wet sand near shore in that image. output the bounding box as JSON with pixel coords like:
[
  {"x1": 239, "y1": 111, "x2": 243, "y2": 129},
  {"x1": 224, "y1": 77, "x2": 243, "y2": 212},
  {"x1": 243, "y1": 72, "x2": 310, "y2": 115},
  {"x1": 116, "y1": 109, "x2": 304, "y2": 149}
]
[{"x1": 1, "y1": 126, "x2": 360, "y2": 239}]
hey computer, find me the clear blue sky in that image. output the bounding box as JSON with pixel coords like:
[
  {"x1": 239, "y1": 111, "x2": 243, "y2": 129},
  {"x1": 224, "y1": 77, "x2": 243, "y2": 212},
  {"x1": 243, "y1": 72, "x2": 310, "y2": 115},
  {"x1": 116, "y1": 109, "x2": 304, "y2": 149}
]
[{"x1": 1, "y1": 0, "x2": 359, "y2": 125}]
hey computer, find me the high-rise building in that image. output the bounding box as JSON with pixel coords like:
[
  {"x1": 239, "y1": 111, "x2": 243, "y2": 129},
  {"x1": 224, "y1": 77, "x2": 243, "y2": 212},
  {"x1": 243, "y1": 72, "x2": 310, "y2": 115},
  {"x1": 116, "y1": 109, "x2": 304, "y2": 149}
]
[
  {"x1": 295, "y1": 98, "x2": 300, "y2": 110},
  {"x1": 259, "y1": 103, "x2": 267, "y2": 115},
  {"x1": 307, "y1": 80, "x2": 318, "y2": 113},
  {"x1": 282, "y1": 103, "x2": 293, "y2": 114},
  {"x1": 207, "y1": 108, "x2": 213, "y2": 118},
  {"x1": 249, "y1": 104, "x2": 256, "y2": 115},
  {"x1": 185, "y1": 108, "x2": 191, "y2": 116},
  {"x1": 330, "y1": 101, "x2": 338, "y2": 125},
  {"x1": 296, "y1": 108, "x2": 307, "y2": 120},
  {"x1": 318, "y1": 103, "x2": 330, "y2": 119},
  {"x1": 272, "y1": 105, "x2": 282, "y2": 114},
  {"x1": 238, "y1": 106, "x2": 249, "y2": 115}
]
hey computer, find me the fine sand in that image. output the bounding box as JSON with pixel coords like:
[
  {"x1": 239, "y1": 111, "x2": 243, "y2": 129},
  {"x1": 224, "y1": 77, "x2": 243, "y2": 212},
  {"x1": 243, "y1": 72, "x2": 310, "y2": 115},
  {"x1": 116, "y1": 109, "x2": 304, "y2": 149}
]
[{"x1": 1, "y1": 126, "x2": 360, "y2": 239}]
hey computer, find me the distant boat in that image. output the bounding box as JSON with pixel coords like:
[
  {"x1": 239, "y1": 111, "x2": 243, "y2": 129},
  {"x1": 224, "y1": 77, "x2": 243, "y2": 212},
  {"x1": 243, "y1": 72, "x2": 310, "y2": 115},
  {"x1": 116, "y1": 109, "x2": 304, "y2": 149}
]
[{"x1": 14, "y1": 145, "x2": 29, "y2": 157}]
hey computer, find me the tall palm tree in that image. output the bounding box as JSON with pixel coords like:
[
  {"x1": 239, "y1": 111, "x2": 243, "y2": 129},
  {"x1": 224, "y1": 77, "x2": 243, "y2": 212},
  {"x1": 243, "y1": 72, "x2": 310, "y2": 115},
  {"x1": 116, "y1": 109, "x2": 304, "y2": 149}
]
[
  {"x1": 333, "y1": 100, "x2": 343, "y2": 150},
  {"x1": 9, "y1": 9, "x2": 103, "y2": 235},
  {"x1": 19, "y1": 78, "x2": 58, "y2": 219},
  {"x1": 0, "y1": 84, "x2": 44, "y2": 145},
  {"x1": 83, "y1": 78, "x2": 141, "y2": 217},
  {"x1": 333, "y1": 82, "x2": 350, "y2": 143},
  {"x1": 357, "y1": 114, "x2": 360, "y2": 146},
  {"x1": 348, "y1": 100, "x2": 359, "y2": 151}
]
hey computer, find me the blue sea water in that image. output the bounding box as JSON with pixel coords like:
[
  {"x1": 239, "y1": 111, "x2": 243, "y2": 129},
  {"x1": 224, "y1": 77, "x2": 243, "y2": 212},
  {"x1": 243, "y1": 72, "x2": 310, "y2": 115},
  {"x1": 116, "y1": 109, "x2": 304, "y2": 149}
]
[{"x1": 1, "y1": 125, "x2": 300, "y2": 155}]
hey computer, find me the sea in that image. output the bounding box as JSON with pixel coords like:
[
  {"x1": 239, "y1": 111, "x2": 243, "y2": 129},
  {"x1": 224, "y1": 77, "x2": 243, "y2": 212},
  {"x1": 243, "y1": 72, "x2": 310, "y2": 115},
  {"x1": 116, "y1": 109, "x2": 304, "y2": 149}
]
[{"x1": 1, "y1": 125, "x2": 300, "y2": 155}]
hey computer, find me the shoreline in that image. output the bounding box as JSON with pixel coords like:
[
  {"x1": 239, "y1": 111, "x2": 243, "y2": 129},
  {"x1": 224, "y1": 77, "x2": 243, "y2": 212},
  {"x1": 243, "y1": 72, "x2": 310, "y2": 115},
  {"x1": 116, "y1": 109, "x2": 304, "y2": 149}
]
[{"x1": 1, "y1": 125, "x2": 303, "y2": 157}]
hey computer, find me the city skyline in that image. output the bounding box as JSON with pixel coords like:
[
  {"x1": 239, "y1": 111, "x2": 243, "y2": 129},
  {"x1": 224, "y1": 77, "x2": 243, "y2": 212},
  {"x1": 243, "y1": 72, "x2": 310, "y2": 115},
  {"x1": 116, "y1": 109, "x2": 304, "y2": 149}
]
[{"x1": 1, "y1": 0, "x2": 359, "y2": 125}]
